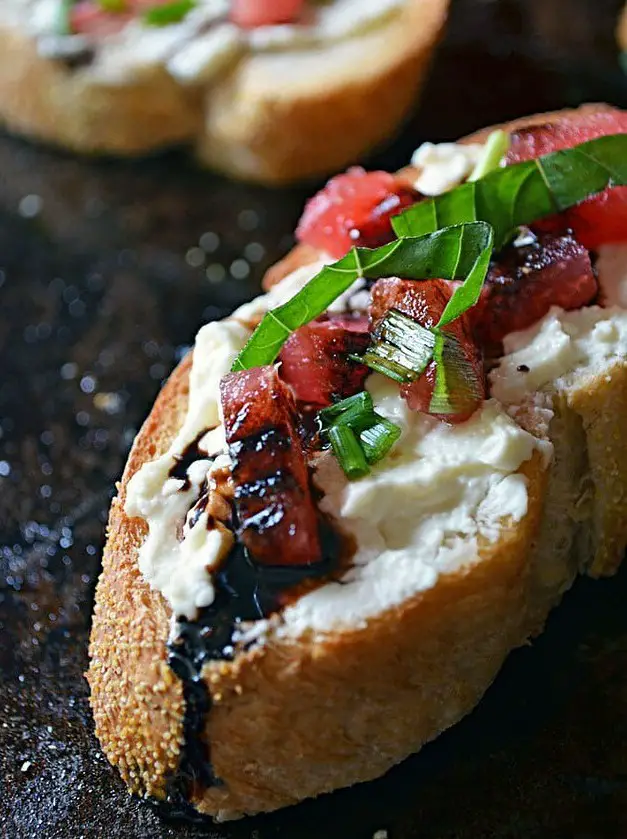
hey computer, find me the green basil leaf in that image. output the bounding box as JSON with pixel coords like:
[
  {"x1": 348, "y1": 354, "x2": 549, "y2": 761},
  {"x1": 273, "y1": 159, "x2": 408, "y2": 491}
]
[
  {"x1": 143, "y1": 0, "x2": 196, "y2": 26},
  {"x1": 436, "y1": 222, "x2": 493, "y2": 327},
  {"x1": 98, "y1": 0, "x2": 127, "y2": 11},
  {"x1": 232, "y1": 221, "x2": 494, "y2": 371},
  {"x1": 393, "y1": 134, "x2": 627, "y2": 249}
]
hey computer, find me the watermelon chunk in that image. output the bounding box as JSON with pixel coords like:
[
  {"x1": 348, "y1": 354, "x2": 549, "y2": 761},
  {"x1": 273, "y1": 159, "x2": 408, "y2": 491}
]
[
  {"x1": 279, "y1": 316, "x2": 370, "y2": 407},
  {"x1": 296, "y1": 168, "x2": 416, "y2": 258},
  {"x1": 220, "y1": 366, "x2": 322, "y2": 567},
  {"x1": 231, "y1": 0, "x2": 304, "y2": 28}
]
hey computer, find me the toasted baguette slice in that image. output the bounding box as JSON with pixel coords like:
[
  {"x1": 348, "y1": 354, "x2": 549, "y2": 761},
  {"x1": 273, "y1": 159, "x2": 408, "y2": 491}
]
[
  {"x1": 0, "y1": 0, "x2": 447, "y2": 184},
  {"x1": 87, "y1": 107, "x2": 627, "y2": 821}
]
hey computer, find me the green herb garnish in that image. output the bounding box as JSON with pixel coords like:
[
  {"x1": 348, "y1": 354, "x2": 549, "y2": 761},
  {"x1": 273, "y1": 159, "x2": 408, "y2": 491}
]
[
  {"x1": 428, "y1": 332, "x2": 482, "y2": 416},
  {"x1": 393, "y1": 133, "x2": 627, "y2": 249},
  {"x1": 232, "y1": 221, "x2": 493, "y2": 372},
  {"x1": 357, "y1": 415, "x2": 401, "y2": 464},
  {"x1": 318, "y1": 391, "x2": 374, "y2": 425},
  {"x1": 143, "y1": 0, "x2": 196, "y2": 26},
  {"x1": 98, "y1": 0, "x2": 128, "y2": 11},
  {"x1": 327, "y1": 424, "x2": 369, "y2": 480},
  {"x1": 468, "y1": 130, "x2": 510, "y2": 182},
  {"x1": 357, "y1": 310, "x2": 436, "y2": 383},
  {"x1": 319, "y1": 392, "x2": 402, "y2": 479}
]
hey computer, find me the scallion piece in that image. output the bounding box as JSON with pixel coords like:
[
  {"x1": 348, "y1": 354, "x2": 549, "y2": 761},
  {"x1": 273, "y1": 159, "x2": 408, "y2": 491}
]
[
  {"x1": 328, "y1": 424, "x2": 369, "y2": 480},
  {"x1": 318, "y1": 392, "x2": 402, "y2": 476},
  {"x1": 393, "y1": 133, "x2": 627, "y2": 249},
  {"x1": 143, "y1": 0, "x2": 196, "y2": 26},
  {"x1": 357, "y1": 309, "x2": 436, "y2": 383},
  {"x1": 358, "y1": 416, "x2": 401, "y2": 464},
  {"x1": 468, "y1": 130, "x2": 510, "y2": 182},
  {"x1": 232, "y1": 221, "x2": 493, "y2": 372},
  {"x1": 318, "y1": 391, "x2": 373, "y2": 425},
  {"x1": 429, "y1": 333, "x2": 482, "y2": 416}
]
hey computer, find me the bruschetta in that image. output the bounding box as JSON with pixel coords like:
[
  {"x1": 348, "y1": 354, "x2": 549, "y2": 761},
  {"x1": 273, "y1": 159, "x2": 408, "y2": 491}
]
[
  {"x1": 0, "y1": 0, "x2": 448, "y2": 184},
  {"x1": 87, "y1": 103, "x2": 627, "y2": 821}
]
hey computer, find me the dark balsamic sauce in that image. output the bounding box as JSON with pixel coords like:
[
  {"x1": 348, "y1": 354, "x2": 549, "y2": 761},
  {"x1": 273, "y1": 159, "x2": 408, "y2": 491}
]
[
  {"x1": 168, "y1": 431, "x2": 208, "y2": 489},
  {"x1": 61, "y1": 46, "x2": 97, "y2": 71},
  {"x1": 38, "y1": 36, "x2": 96, "y2": 71},
  {"x1": 163, "y1": 520, "x2": 344, "y2": 812}
]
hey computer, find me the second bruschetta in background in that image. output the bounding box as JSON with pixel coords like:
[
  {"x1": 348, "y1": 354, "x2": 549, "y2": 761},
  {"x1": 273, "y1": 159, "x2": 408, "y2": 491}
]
[
  {"x1": 88, "y1": 104, "x2": 627, "y2": 821},
  {"x1": 0, "y1": 0, "x2": 449, "y2": 183}
]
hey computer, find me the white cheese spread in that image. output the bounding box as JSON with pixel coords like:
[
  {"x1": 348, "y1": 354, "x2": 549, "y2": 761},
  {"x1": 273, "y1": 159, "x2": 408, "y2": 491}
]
[
  {"x1": 411, "y1": 142, "x2": 486, "y2": 196},
  {"x1": 490, "y1": 305, "x2": 627, "y2": 405},
  {"x1": 125, "y1": 319, "x2": 249, "y2": 619}
]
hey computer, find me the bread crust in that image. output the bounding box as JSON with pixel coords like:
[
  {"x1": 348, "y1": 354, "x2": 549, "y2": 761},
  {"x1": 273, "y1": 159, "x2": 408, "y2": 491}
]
[
  {"x1": 87, "y1": 105, "x2": 627, "y2": 819},
  {"x1": 0, "y1": 0, "x2": 447, "y2": 184}
]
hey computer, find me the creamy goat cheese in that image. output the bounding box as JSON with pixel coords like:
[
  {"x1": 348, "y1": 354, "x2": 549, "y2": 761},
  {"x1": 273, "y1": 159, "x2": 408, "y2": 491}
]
[
  {"x1": 248, "y1": 0, "x2": 405, "y2": 50},
  {"x1": 411, "y1": 142, "x2": 486, "y2": 196},
  {"x1": 490, "y1": 306, "x2": 627, "y2": 405},
  {"x1": 18, "y1": 0, "x2": 406, "y2": 85},
  {"x1": 125, "y1": 319, "x2": 249, "y2": 619}
]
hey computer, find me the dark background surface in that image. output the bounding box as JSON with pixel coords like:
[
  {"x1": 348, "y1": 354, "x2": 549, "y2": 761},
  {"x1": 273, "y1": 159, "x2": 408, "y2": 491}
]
[{"x1": 2, "y1": 1, "x2": 627, "y2": 837}]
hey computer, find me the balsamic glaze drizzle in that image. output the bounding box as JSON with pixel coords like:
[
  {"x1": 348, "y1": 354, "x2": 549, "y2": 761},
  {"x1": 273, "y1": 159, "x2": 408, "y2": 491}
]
[
  {"x1": 168, "y1": 431, "x2": 208, "y2": 489},
  {"x1": 163, "y1": 505, "x2": 342, "y2": 810}
]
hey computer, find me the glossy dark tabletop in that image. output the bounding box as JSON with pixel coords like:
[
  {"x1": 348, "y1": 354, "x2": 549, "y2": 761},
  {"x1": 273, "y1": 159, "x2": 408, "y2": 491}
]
[{"x1": 2, "y1": 1, "x2": 627, "y2": 837}]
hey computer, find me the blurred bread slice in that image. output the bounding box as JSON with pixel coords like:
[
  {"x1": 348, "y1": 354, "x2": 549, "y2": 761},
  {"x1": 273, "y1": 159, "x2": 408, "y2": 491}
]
[{"x1": 0, "y1": 0, "x2": 448, "y2": 184}]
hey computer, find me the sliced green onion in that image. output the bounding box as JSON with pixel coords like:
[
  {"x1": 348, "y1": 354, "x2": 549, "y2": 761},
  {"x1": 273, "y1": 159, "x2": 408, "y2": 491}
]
[
  {"x1": 357, "y1": 309, "x2": 436, "y2": 383},
  {"x1": 468, "y1": 130, "x2": 510, "y2": 182},
  {"x1": 143, "y1": 0, "x2": 196, "y2": 26},
  {"x1": 318, "y1": 391, "x2": 402, "y2": 476},
  {"x1": 358, "y1": 416, "x2": 401, "y2": 464},
  {"x1": 328, "y1": 425, "x2": 369, "y2": 480},
  {"x1": 318, "y1": 391, "x2": 373, "y2": 425},
  {"x1": 393, "y1": 133, "x2": 627, "y2": 249},
  {"x1": 232, "y1": 221, "x2": 493, "y2": 372},
  {"x1": 429, "y1": 333, "x2": 482, "y2": 416}
]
